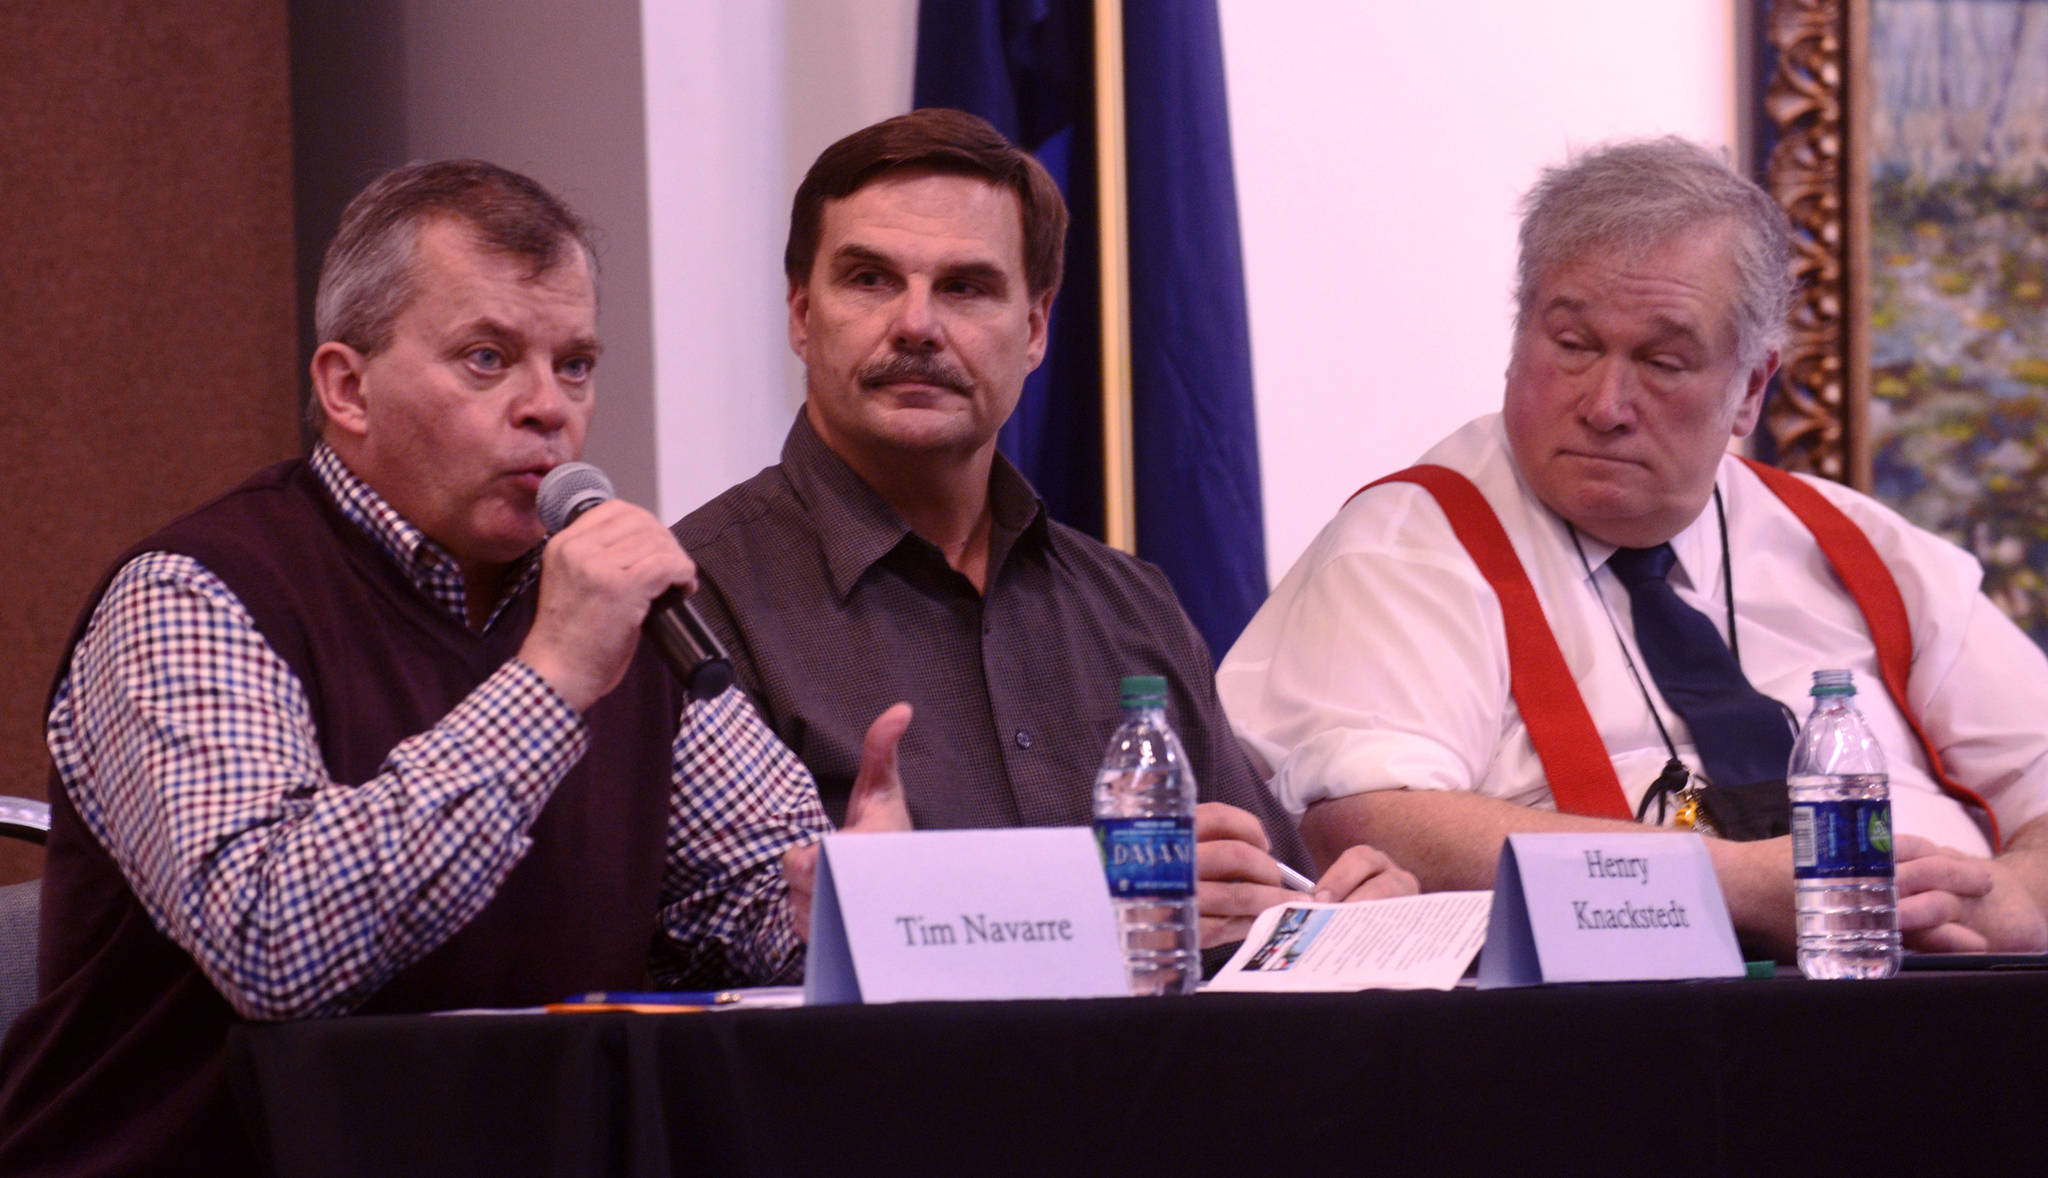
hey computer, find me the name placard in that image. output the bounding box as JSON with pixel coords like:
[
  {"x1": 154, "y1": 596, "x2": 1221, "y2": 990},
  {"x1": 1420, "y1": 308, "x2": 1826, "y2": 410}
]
[
  {"x1": 1476, "y1": 832, "x2": 1743, "y2": 988},
  {"x1": 804, "y1": 828, "x2": 1129, "y2": 1005}
]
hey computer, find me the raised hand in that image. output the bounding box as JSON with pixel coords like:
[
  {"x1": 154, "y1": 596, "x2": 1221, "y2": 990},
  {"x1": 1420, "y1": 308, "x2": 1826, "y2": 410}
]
[{"x1": 783, "y1": 703, "x2": 915, "y2": 939}]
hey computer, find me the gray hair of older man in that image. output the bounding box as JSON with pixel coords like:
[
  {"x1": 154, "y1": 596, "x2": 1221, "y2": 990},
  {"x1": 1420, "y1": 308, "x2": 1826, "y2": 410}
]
[
  {"x1": 1513, "y1": 137, "x2": 1794, "y2": 369},
  {"x1": 306, "y1": 159, "x2": 597, "y2": 432}
]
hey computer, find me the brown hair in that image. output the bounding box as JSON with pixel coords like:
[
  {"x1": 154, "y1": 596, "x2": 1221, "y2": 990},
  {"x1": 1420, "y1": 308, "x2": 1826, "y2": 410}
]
[
  {"x1": 785, "y1": 108, "x2": 1068, "y2": 298},
  {"x1": 308, "y1": 159, "x2": 595, "y2": 430}
]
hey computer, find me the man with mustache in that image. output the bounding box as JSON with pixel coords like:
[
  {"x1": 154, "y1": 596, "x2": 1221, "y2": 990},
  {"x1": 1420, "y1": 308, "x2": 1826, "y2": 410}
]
[
  {"x1": 0, "y1": 161, "x2": 839, "y2": 1177},
  {"x1": 1219, "y1": 138, "x2": 2048, "y2": 959},
  {"x1": 675, "y1": 109, "x2": 1414, "y2": 953}
]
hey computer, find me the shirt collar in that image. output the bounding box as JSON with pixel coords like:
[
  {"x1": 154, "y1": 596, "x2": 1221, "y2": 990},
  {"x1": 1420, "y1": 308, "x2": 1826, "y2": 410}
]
[
  {"x1": 777, "y1": 410, "x2": 1049, "y2": 600},
  {"x1": 982, "y1": 444, "x2": 1046, "y2": 577},
  {"x1": 1662, "y1": 487, "x2": 1724, "y2": 598},
  {"x1": 310, "y1": 442, "x2": 538, "y2": 628},
  {"x1": 1573, "y1": 465, "x2": 1729, "y2": 599}
]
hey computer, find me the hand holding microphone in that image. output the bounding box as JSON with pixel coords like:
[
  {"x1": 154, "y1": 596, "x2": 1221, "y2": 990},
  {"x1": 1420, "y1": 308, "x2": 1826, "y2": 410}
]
[{"x1": 534, "y1": 462, "x2": 734, "y2": 704}]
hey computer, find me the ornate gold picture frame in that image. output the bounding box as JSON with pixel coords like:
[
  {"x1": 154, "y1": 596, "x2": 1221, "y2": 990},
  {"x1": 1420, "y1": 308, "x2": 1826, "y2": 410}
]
[
  {"x1": 1756, "y1": 0, "x2": 1866, "y2": 484},
  {"x1": 1758, "y1": 0, "x2": 2048, "y2": 645}
]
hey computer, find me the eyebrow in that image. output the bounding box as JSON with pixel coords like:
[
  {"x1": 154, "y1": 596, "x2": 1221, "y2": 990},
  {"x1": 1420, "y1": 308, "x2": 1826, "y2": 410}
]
[
  {"x1": 830, "y1": 243, "x2": 1011, "y2": 289},
  {"x1": 448, "y1": 317, "x2": 602, "y2": 357},
  {"x1": 1642, "y1": 315, "x2": 1708, "y2": 351},
  {"x1": 1541, "y1": 298, "x2": 1710, "y2": 351}
]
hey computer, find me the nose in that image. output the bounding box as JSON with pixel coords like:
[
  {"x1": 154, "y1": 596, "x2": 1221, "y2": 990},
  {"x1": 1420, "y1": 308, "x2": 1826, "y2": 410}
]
[
  {"x1": 890, "y1": 281, "x2": 942, "y2": 353},
  {"x1": 511, "y1": 360, "x2": 573, "y2": 433},
  {"x1": 1580, "y1": 357, "x2": 1635, "y2": 433}
]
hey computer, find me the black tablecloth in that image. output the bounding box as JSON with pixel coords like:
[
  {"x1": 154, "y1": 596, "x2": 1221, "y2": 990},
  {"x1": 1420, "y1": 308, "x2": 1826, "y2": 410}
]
[{"x1": 232, "y1": 972, "x2": 2048, "y2": 1177}]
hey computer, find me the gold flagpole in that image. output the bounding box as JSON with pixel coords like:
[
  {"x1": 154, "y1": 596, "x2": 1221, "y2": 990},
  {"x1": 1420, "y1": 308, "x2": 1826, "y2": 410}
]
[{"x1": 1094, "y1": 0, "x2": 1136, "y2": 553}]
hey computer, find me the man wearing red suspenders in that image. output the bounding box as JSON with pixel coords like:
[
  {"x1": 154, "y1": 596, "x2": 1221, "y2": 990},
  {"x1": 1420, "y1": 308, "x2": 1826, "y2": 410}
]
[{"x1": 1218, "y1": 139, "x2": 2048, "y2": 959}]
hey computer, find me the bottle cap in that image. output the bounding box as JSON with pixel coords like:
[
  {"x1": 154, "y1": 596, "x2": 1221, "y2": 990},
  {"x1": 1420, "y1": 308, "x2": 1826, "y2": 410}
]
[
  {"x1": 1810, "y1": 668, "x2": 1856, "y2": 696},
  {"x1": 1119, "y1": 674, "x2": 1167, "y2": 708}
]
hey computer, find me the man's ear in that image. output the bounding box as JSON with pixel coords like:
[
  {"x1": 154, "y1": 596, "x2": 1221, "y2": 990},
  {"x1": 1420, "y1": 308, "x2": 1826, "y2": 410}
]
[
  {"x1": 1730, "y1": 347, "x2": 1778, "y2": 438},
  {"x1": 309, "y1": 341, "x2": 371, "y2": 437},
  {"x1": 788, "y1": 280, "x2": 811, "y2": 359},
  {"x1": 1024, "y1": 287, "x2": 1054, "y2": 372}
]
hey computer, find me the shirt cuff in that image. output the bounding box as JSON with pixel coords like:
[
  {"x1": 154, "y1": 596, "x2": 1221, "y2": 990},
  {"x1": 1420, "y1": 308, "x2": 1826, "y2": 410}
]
[{"x1": 1272, "y1": 728, "x2": 1474, "y2": 813}]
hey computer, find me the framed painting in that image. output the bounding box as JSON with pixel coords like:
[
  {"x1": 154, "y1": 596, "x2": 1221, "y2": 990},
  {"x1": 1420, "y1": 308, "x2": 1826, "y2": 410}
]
[{"x1": 1755, "y1": 0, "x2": 2048, "y2": 648}]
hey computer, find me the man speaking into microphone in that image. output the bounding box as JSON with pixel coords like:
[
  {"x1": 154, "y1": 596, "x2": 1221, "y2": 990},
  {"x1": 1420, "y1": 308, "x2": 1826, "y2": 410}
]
[
  {"x1": 0, "y1": 160, "x2": 859, "y2": 1178},
  {"x1": 538, "y1": 461, "x2": 735, "y2": 701}
]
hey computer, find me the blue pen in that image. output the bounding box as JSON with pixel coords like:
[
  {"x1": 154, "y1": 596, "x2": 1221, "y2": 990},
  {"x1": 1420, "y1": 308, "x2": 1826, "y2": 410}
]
[{"x1": 562, "y1": 990, "x2": 739, "y2": 1006}]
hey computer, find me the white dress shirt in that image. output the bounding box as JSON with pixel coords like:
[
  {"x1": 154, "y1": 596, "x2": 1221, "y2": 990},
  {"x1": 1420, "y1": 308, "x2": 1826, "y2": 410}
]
[{"x1": 1219, "y1": 414, "x2": 2048, "y2": 857}]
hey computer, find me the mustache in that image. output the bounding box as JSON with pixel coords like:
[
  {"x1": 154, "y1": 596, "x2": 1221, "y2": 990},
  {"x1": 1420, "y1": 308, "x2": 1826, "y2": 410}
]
[{"x1": 858, "y1": 354, "x2": 972, "y2": 394}]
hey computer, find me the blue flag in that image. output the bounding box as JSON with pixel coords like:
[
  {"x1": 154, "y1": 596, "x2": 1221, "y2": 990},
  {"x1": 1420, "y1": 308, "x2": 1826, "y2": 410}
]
[{"x1": 915, "y1": 0, "x2": 1268, "y2": 662}]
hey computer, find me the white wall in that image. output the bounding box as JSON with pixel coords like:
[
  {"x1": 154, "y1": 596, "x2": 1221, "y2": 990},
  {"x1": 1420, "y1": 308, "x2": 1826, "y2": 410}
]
[
  {"x1": 1220, "y1": 0, "x2": 1739, "y2": 580},
  {"x1": 642, "y1": 3, "x2": 792, "y2": 521},
  {"x1": 643, "y1": 0, "x2": 917, "y2": 522},
  {"x1": 639, "y1": 0, "x2": 1740, "y2": 580},
  {"x1": 372, "y1": 0, "x2": 661, "y2": 506}
]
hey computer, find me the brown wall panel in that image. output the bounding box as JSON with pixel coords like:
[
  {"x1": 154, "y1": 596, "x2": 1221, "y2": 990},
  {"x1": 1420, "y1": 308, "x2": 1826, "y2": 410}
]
[{"x1": 0, "y1": 2, "x2": 300, "y2": 882}]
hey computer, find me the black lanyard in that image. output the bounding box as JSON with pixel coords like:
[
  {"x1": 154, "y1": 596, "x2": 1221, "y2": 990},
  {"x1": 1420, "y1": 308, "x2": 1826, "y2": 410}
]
[{"x1": 1567, "y1": 488, "x2": 1742, "y2": 822}]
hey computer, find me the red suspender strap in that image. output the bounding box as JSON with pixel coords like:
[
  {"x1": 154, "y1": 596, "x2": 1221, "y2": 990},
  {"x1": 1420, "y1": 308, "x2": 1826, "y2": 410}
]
[
  {"x1": 1738, "y1": 457, "x2": 2000, "y2": 850},
  {"x1": 1354, "y1": 466, "x2": 1634, "y2": 820}
]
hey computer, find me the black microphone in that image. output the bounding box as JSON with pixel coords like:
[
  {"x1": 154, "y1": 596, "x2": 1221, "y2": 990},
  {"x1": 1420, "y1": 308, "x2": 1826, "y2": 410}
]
[{"x1": 537, "y1": 462, "x2": 734, "y2": 702}]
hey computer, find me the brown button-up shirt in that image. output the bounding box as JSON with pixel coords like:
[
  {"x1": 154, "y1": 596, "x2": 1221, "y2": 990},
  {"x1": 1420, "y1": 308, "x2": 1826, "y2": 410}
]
[{"x1": 675, "y1": 412, "x2": 1309, "y2": 871}]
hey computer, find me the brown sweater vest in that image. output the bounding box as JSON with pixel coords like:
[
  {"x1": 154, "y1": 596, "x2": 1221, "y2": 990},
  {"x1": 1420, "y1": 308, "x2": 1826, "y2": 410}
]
[{"x1": 0, "y1": 459, "x2": 681, "y2": 1177}]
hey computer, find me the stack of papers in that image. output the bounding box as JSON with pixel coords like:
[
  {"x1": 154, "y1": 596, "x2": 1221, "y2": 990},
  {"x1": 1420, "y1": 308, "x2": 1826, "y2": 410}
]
[{"x1": 1207, "y1": 892, "x2": 1492, "y2": 992}]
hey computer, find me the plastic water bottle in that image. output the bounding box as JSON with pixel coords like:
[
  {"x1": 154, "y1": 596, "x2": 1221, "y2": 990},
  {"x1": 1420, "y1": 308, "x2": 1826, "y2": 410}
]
[
  {"x1": 1093, "y1": 675, "x2": 1200, "y2": 995},
  {"x1": 1788, "y1": 668, "x2": 1900, "y2": 979}
]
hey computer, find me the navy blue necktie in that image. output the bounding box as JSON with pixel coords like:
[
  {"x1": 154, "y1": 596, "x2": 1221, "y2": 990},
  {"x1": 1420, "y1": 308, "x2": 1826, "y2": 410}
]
[{"x1": 1606, "y1": 543, "x2": 1793, "y2": 788}]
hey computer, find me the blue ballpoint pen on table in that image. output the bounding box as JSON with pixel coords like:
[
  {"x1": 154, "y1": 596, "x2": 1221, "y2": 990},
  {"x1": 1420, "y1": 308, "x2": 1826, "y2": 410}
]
[{"x1": 551, "y1": 990, "x2": 740, "y2": 1011}]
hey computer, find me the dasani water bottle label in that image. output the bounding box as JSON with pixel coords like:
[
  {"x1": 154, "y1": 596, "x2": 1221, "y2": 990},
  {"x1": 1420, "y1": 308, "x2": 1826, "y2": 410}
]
[
  {"x1": 1791, "y1": 799, "x2": 1893, "y2": 879},
  {"x1": 1096, "y1": 816, "x2": 1195, "y2": 898}
]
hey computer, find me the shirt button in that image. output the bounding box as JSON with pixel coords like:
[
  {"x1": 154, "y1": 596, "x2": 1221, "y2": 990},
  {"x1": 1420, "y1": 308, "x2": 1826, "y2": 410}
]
[{"x1": 1014, "y1": 730, "x2": 1033, "y2": 749}]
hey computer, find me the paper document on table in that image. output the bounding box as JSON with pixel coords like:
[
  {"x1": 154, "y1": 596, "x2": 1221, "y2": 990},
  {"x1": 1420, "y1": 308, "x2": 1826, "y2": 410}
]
[{"x1": 1206, "y1": 892, "x2": 1493, "y2": 992}]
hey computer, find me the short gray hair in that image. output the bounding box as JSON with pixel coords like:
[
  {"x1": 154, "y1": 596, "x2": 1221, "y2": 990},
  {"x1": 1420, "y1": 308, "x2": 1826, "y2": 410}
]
[
  {"x1": 1514, "y1": 137, "x2": 1793, "y2": 367},
  {"x1": 308, "y1": 159, "x2": 596, "y2": 430}
]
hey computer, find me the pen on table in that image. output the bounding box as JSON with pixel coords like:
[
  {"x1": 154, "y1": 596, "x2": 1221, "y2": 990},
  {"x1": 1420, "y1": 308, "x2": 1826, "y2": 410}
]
[
  {"x1": 1276, "y1": 862, "x2": 1318, "y2": 894},
  {"x1": 560, "y1": 990, "x2": 740, "y2": 1006}
]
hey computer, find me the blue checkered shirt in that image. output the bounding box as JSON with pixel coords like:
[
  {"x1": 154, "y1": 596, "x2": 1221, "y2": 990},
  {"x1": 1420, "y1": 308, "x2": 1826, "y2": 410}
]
[{"x1": 47, "y1": 444, "x2": 828, "y2": 1019}]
